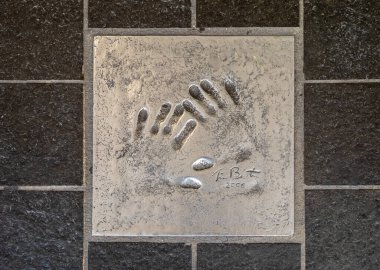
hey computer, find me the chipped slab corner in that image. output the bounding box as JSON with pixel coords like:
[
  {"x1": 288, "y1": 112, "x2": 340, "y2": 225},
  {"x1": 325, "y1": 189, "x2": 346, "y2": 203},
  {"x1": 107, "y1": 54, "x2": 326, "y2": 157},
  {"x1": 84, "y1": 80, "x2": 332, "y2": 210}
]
[{"x1": 92, "y1": 36, "x2": 295, "y2": 236}]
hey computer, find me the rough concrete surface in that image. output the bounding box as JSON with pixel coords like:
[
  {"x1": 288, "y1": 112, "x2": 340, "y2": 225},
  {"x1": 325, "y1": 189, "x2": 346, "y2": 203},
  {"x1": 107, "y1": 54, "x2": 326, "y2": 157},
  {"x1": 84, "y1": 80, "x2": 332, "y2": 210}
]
[{"x1": 92, "y1": 36, "x2": 294, "y2": 236}]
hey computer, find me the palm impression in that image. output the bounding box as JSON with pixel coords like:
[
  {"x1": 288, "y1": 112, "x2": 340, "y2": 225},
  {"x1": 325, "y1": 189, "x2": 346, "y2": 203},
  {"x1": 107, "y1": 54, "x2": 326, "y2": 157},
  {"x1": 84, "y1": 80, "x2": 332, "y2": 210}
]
[{"x1": 112, "y1": 77, "x2": 264, "y2": 196}]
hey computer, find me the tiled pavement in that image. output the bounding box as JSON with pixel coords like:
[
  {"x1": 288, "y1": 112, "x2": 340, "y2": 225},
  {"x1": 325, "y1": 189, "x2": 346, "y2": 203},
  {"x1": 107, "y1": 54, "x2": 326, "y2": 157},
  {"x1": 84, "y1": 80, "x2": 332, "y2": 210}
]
[{"x1": 0, "y1": 0, "x2": 379, "y2": 269}]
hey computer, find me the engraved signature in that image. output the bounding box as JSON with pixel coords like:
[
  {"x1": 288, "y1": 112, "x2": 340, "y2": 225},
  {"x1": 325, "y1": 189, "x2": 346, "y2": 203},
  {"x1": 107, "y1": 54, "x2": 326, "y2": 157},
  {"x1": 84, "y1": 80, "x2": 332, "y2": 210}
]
[{"x1": 212, "y1": 166, "x2": 261, "y2": 181}]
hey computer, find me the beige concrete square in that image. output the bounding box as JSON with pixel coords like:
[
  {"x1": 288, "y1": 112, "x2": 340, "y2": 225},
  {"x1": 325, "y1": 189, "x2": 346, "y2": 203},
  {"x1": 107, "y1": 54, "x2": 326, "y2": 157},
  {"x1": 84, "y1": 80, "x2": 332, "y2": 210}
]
[{"x1": 92, "y1": 36, "x2": 294, "y2": 236}]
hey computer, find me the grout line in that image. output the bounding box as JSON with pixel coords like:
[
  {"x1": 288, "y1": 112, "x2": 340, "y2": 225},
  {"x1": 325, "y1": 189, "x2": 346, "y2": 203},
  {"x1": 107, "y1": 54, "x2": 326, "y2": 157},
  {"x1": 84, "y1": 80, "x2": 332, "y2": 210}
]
[
  {"x1": 191, "y1": 0, "x2": 197, "y2": 28},
  {"x1": 0, "y1": 186, "x2": 85, "y2": 191},
  {"x1": 305, "y1": 79, "x2": 380, "y2": 84},
  {"x1": 301, "y1": 242, "x2": 306, "y2": 270},
  {"x1": 83, "y1": 0, "x2": 89, "y2": 269},
  {"x1": 191, "y1": 243, "x2": 197, "y2": 270},
  {"x1": 305, "y1": 185, "x2": 380, "y2": 190},
  {"x1": 86, "y1": 27, "x2": 299, "y2": 36},
  {"x1": 83, "y1": 0, "x2": 88, "y2": 30},
  {"x1": 0, "y1": 80, "x2": 84, "y2": 84},
  {"x1": 83, "y1": 240, "x2": 89, "y2": 270},
  {"x1": 296, "y1": 0, "x2": 306, "y2": 270}
]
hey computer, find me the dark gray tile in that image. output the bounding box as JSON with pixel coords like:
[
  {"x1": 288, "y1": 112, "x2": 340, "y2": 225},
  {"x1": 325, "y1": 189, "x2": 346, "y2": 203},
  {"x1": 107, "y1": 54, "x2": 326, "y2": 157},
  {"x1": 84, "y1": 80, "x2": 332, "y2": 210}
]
[
  {"x1": 88, "y1": 242, "x2": 191, "y2": 270},
  {"x1": 304, "y1": 0, "x2": 380, "y2": 79},
  {"x1": 89, "y1": 0, "x2": 191, "y2": 28},
  {"x1": 0, "y1": 0, "x2": 83, "y2": 80},
  {"x1": 306, "y1": 190, "x2": 380, "y2": 270},
  {"x1": 0, "y1": 191, "x2": 83, "y2": 270},
  {"x1": 0, "y1": 84, "x2": 83, "y2": 186},
  {"x1": 304, "y1": 84, "x2": 380, "y2": 185},
  {"x1": 197, "y1": 243, "x2": 301, "y2": 270},
  {"x1": 197, "y1": 0, "x2": 299, "y2": 27}
]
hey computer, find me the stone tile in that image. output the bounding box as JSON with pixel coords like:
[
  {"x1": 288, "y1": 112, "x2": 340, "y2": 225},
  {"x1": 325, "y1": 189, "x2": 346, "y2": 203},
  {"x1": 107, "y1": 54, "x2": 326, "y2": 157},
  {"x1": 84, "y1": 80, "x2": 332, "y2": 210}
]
[
  {"x1": 197, "y1": 0, "x2": 299, "y2": 27},
  {"x1": 88, "y1": 0, "x2": 191, "y2": 28},
  {"x1": 306, "y1": 190, "x2": 380, "y2": 269},
  {"x1": 304, "y1": 83, "x2": 380, "y2": 185},
  {"x1": 88, "y1": 242, "x2": 191, "y2": 270},
  {"x1": 0, "y1": 191, "x2": 83, "y2": 269},
  {"x1": 92, "y1": 36, "x2": 294, "y2": 236},
  {"x1": 0, "y1": 0, "x2": 83, "y2": 80},
  {"x1": 197, "y1": 243, "x2": 301, "y2": 270},
  {"x1": 0, "y1": 84, "x2": 83, "y2": 186},
  {"x1": 304, "y1": 0, "x2": 380, "y2": 79}
]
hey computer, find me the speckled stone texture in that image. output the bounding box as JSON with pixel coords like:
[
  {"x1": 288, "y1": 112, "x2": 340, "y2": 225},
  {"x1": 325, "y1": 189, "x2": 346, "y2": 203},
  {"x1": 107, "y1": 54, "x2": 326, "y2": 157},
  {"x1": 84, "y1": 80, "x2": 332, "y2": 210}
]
[
  {"x1": 0, "y1": 84, "x2": 83, "y2": 186},
  {"x1": 304, "y1": 84, "x2": 380, "y2": 185},
  {"x1": 88, "y1": 0, "x2": 191, "y2": 28},
  {"x1": 197, "y1": 0, "x2": 299, "y2": 27},
  {"x1": 0, "y1": 0, "x2": 83, "y2": 80},
  {"x1": 304, "y1": 0, "x2": 380, "y2": 79},
  {"x1": 306, "y1": 190, "x2": 380, "y2": 269},
  {"x1": 0, "y1": 191, "x2": 83, "y2": 269},
  {"x1": 197, "y1": 243, "x2": 301, "y2": 270},
  {"x1": 88, "y1": 242, "x2": 191, "y2": 270}
]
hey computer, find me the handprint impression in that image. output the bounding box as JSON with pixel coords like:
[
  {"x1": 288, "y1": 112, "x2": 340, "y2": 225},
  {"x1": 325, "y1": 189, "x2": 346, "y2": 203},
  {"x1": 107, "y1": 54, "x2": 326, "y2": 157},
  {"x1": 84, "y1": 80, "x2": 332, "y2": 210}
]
[{"x1": 133, "y1": 78, "x2": 241, "y2": 189}]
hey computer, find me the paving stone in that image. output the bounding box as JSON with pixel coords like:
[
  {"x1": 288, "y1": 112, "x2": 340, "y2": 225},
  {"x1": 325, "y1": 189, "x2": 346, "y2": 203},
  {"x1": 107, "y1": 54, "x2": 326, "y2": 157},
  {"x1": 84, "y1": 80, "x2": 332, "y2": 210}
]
[
  {"x1": 306, "y1": 190, "x2": 380, "y2": 269},
  {"x1": 197, "y1": 0, "x2": 299, "y2": 27},
  {"x1": 88, "y1": 242, "x2": 191, "y2": 270},
  {"x1": 304, "y1": 0, "x2": 380, "y2": 79},
  {"x1": 0, "y1": 0, "x2": 83, "y2": 79},
  {"x1": 0, "y1": 191, "x2": 83, "y2": 270},
  {"x1": 197, "y1": 243, "x2": 301, "y2": 270},
  {"x1": 0, "y1": 84, "x2": 83, "y2": 186},
  {"x1": 305, "y1": 83, "x2": 380, "y2": 185},
  {"x1": 89, "y1": 0, "x2": 191, "y2": 28}
]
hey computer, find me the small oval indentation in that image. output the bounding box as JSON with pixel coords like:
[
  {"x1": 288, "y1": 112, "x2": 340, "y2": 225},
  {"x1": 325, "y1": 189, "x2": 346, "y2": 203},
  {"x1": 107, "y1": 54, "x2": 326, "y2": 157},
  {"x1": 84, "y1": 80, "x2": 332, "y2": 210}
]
[
  {"x1": 192, "y1": 157, "x2": 215, "y2": 171},
  {"x1": 179, "y1": 177, "x2": 203, "y2": 189}
]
